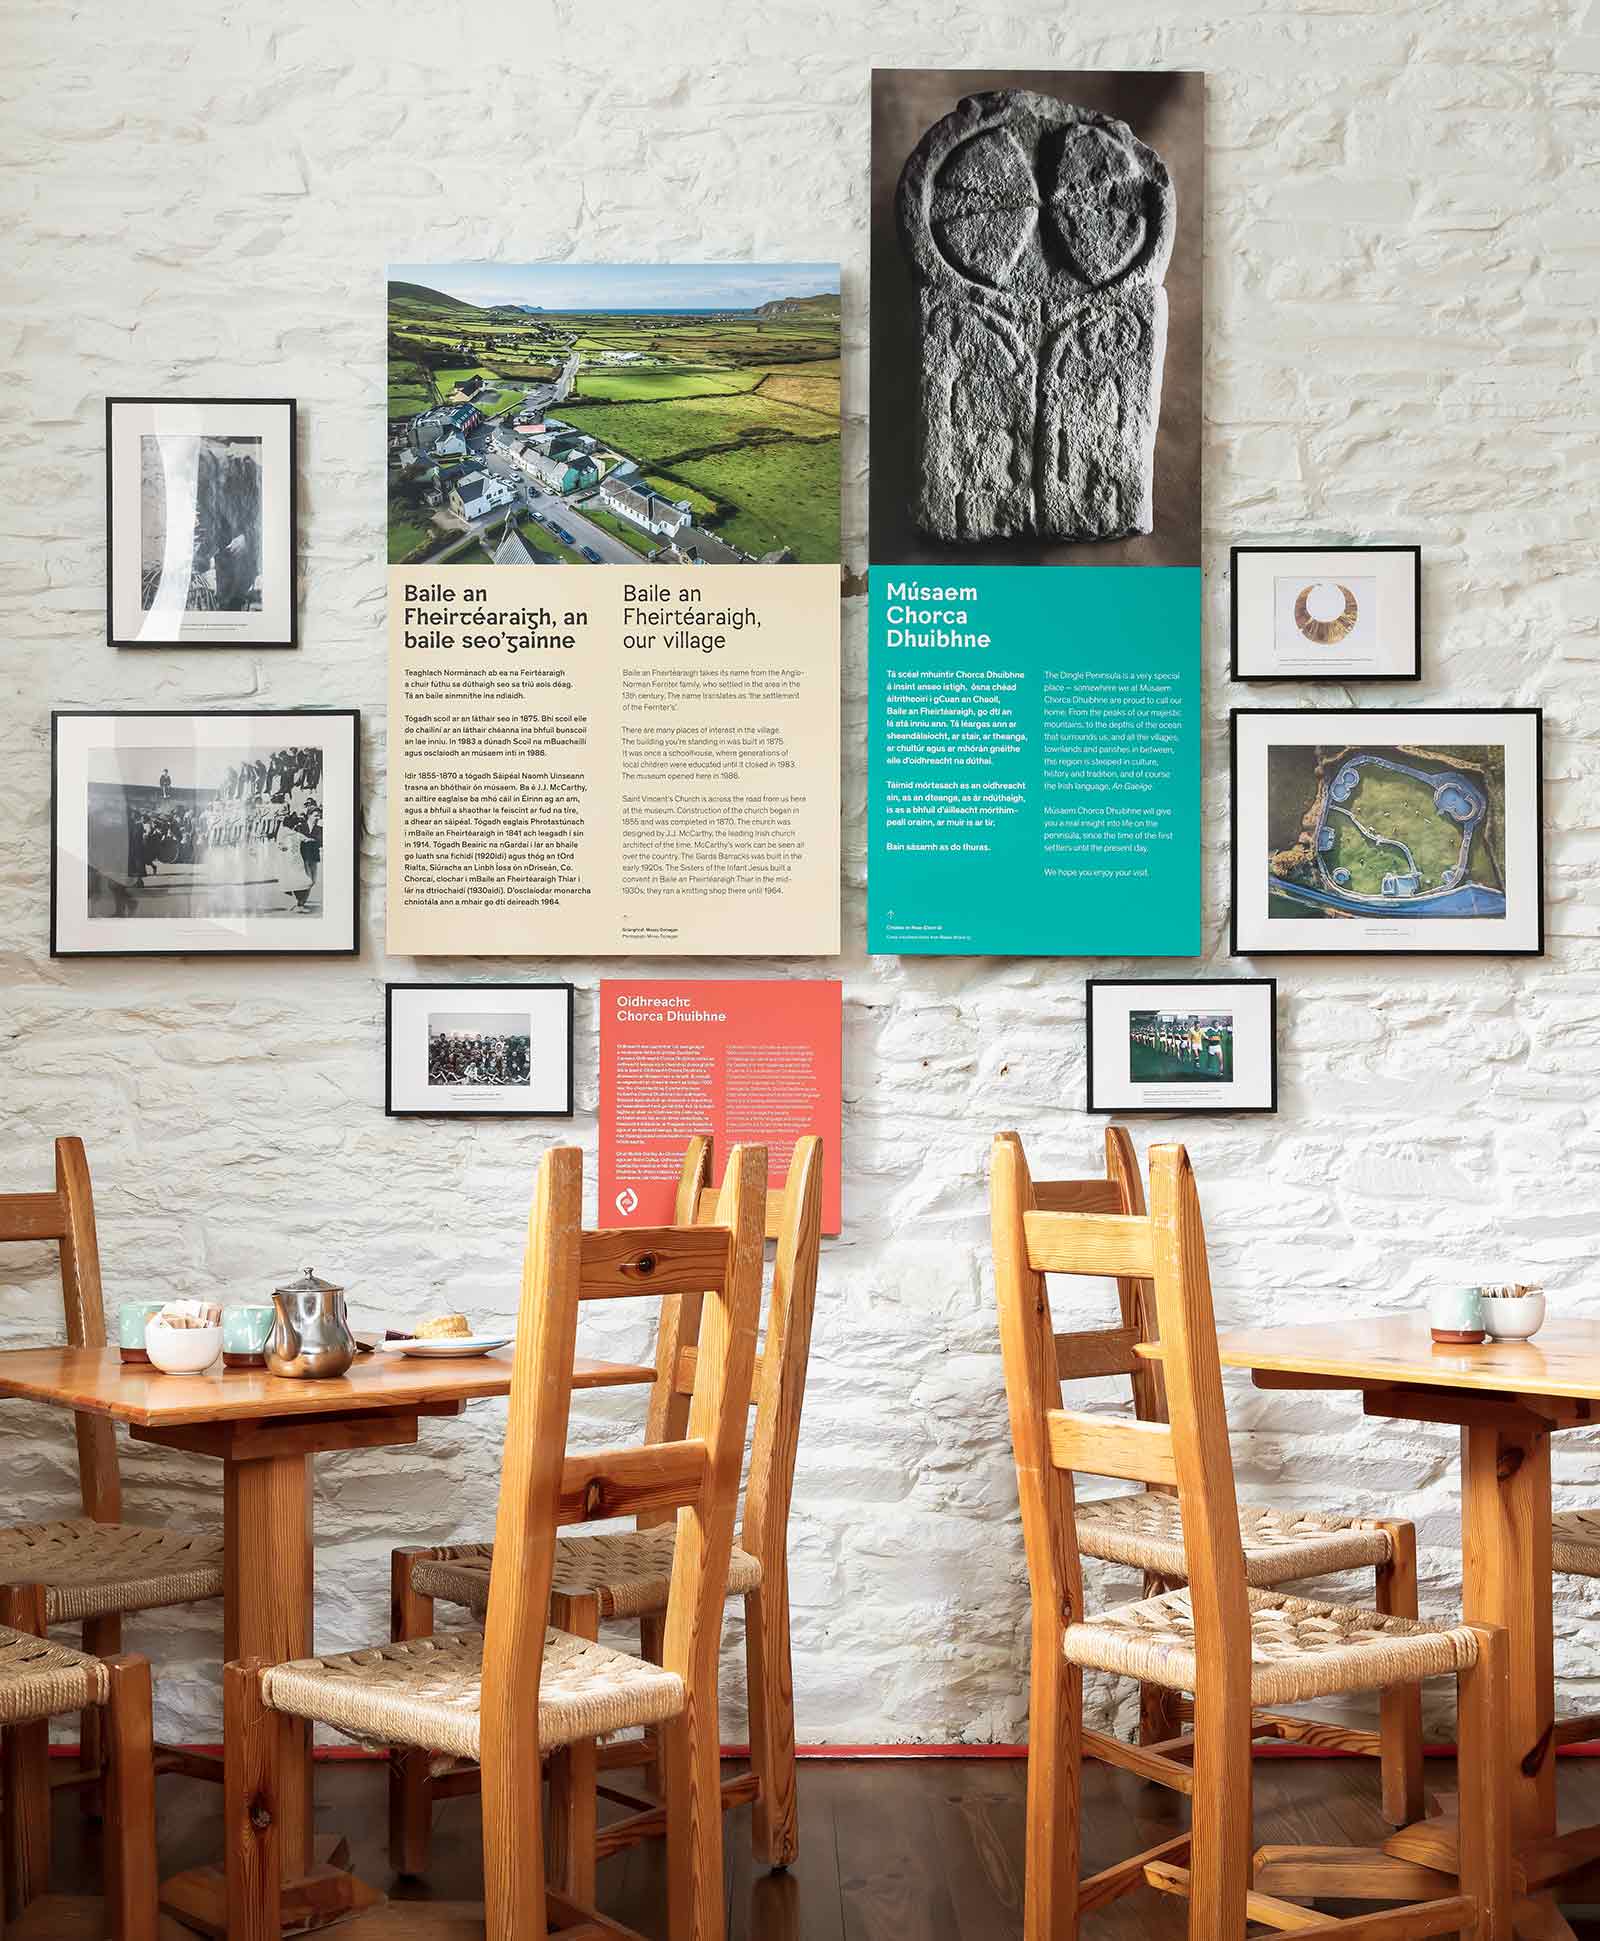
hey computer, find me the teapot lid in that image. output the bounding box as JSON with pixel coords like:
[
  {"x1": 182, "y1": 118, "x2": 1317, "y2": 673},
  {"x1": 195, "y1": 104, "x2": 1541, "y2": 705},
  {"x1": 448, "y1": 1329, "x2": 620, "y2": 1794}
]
[{"x1": 273, "y1": 1266, "x2": 343, "y2": 1296}]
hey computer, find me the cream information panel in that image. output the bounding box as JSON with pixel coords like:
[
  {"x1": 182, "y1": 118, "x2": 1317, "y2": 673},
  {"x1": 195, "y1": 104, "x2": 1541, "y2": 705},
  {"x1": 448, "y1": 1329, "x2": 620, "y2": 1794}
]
[{"x1": 387, "y1": 564, "x2": 840, "y2": 956}]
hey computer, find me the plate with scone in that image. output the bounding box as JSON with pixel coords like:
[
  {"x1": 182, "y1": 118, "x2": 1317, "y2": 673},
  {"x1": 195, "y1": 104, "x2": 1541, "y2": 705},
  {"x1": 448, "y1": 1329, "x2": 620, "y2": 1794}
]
[{"x1": 380, "y1": 1312, "x2": 514, "y2": 1358}]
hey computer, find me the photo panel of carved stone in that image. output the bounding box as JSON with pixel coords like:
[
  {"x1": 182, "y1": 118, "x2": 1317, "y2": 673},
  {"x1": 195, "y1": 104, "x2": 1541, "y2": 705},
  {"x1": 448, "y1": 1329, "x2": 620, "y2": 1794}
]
[{"x1": 870, "y1": 69, "x2": 1203, "y2": 568}]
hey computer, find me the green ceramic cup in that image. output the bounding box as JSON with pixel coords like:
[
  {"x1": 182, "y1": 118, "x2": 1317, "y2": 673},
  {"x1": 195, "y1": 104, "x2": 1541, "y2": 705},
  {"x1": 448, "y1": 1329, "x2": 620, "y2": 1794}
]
[
  {"x1": 117, "y1": 1300, "x2": 165, "y2": 1363},
  {"x1": 221, "y1": 1303, "x2": 276, "y2": 1367},
  {"x1": 1429, "y1": 1286, "x2": 1487, "y2": 1344}
]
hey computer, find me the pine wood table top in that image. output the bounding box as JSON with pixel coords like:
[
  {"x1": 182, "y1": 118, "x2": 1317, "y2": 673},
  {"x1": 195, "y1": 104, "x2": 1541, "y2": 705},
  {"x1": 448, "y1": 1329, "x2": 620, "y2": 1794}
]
[
  {"x1": 0, "y1": 1345, "x2": 656, "y2": 1427},
  {"x1": 1216, "y1": 1315, "x2": 1600, "y2": 1402}
]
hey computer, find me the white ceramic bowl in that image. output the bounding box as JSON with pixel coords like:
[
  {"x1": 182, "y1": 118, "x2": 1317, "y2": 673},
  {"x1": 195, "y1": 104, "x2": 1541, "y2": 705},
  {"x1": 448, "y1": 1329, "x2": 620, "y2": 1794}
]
[
  {"x1": 144, "y1": 1320, "x2": 223, "y2": 1374},
  {"x1": 1482, "y1": 1293, "x2": 1546, "y2": 1341}
]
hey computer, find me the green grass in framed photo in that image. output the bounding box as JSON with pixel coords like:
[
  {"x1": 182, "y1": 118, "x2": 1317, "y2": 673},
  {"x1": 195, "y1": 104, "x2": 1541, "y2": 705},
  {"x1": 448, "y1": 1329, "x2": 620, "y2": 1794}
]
[
  {"x1": 1086, "y1": 978, "x2": 1277, "y2": 1114},
  {"x1": 1231, "y1": 708, "x2": 1543, "y2": 956},
  {"x1": 1230, "y1": 543, "x2": 1420, "y2": 682},
  {"x1": 106, "y1": 398, "x2": 297, "y2": 648},
  {"x1": 50, "y1": 710, "x2": 359, "y2": 956}
]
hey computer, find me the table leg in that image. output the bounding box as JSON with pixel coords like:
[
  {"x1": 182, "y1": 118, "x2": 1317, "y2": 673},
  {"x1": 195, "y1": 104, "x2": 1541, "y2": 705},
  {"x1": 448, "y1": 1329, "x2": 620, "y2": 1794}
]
[
  {"x1": 1461, "y1": 1419, "x2": 1556, "y2": 1843},
  {"x1": 225, "y1": 1451, "x2": 316, "y2": 1876},
  {"x1": 163, "y1": 1448, "x2": 383, "y2": 1936},
  {"x1": 1385, "y1": 1410, "x2": 1559, "y2": 1936}
]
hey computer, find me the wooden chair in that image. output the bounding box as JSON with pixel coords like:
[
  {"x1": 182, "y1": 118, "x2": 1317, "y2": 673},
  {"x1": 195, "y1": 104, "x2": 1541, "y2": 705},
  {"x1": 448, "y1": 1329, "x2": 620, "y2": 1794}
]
[
  {"x1": 225, "y1": 1141, "x2": 767, "y2": 1941},
  {"x1": 1055, "y1": 1126, "x2": 1424, "y2": 1825},
  {"x1": 0, "y1": 1584, "x2": 157, "y2": 1938},
  {"x1": 991, "y1": 1132, "x2": 1511, "y2": 1940},
  {"x1": 0, "y1": 1139, "x2": 223, "y2": 1811},
  {"x1": 1543, "y1": 1519, "x2": 1600, "y2": 1752},
  {"x1": 391, "y1": 1133, "x2": 824, "y2": 1888}
]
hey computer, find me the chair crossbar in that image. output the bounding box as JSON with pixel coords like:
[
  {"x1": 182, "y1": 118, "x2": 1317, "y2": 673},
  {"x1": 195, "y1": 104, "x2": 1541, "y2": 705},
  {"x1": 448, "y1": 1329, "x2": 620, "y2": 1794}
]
[
  {"x1": 1023, "y1": 1209, "x2": 1156, "y2": 1280},
  {"x1": 578, "y1": 1228, "x2": 729, "y2": 1300}
]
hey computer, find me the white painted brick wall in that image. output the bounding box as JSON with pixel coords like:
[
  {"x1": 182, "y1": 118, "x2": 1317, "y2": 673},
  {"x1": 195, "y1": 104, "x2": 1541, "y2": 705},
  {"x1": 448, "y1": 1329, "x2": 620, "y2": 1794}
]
[{"x1": 2, "y1": 0, "x2": 1598, "y2": 1747}]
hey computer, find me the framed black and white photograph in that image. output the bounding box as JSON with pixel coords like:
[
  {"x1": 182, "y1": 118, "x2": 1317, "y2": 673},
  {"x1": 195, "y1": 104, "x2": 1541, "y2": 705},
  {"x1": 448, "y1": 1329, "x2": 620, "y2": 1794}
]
[
  {"x1": 106, "y1": 398, "x2": 297, "y2": 648},
  {"x1": 1087, "y1": 978, "x2": 1277, "y2": 1114},
  {"x1": 1231, "y1": 708, "x2": 1544, "y2": 957},
  {"x1": 1230, "y1": 544, "x2": 1420, "y2": 682},
  {"x1": 386, "y1": 984, "x2": 575, "y2": 1118},
  {"x1": 51, "y1": 710, "x2": 359, "y2": 956}
]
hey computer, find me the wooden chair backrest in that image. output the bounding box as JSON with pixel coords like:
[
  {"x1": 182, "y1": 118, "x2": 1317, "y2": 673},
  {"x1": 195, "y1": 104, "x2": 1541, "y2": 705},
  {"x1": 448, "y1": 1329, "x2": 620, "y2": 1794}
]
[
  {"x1": 1039, "y1": 1125, "x2": 1167, "y2": 1434},
  {"x1": 990, "y1": 1133, "x2": 1250, "y2": 1718},
  {"x1": 0, "y1": 1138, "x2": 119, "y2": 1522},
  {"x1": 479, "y1": 1143, "x2": 766, "y2": 1805},
  {"x1": 641, "y1": 1135, "x2": 824, "y2": 1572}
]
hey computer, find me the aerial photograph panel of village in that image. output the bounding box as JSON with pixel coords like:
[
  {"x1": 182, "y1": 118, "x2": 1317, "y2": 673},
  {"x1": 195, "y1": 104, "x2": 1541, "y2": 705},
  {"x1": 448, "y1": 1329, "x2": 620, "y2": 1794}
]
[{"x1": 386, "y1": 262, "x2": 841, "y2": 569}]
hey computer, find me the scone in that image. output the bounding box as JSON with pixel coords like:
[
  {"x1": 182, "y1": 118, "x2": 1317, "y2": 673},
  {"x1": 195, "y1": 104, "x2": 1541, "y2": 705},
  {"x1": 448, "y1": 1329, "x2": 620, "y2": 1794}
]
[{"x1": 414, "y1": 1312, "x2": 472, "y2": 1340}]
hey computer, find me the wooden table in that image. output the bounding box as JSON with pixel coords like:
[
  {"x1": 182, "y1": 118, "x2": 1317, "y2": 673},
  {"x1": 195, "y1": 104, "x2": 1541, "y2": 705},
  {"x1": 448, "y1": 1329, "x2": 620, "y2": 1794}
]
[
  {"x1": 0, "y1": 1345, "x2": 656, "y2": 1937},
  {"x1": 1218, "y1": 1317, "x2": 1600, "y2": 1941}
]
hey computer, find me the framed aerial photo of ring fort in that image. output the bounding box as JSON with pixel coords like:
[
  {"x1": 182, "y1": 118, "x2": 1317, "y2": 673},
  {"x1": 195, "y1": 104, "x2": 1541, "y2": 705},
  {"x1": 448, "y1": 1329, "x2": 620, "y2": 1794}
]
[
  {"x1": 1231, "y1": 544, "x2": 1421, "y2": 683},
  {"x1": 1231, "y1": 708, "x2": 1544, "y2": 957},
  {"x1": 1087, "y1": 977, "x2": 1277, "y2": 1115}
]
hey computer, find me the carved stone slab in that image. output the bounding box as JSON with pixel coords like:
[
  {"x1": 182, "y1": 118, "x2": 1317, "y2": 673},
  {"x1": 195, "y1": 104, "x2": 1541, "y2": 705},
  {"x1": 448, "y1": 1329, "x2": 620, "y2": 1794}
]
[{"x1": 896, "y1": 90, "x2": 1177, "y2": 545}]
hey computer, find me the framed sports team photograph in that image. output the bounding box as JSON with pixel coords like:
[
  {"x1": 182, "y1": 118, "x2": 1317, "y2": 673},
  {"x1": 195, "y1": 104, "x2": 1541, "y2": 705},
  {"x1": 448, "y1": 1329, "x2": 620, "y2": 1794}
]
[
  {"x1": 1231, "y1": 708, "x2": 1544, "y2": 957},
  {"x1": 106, "y1": 397, "x2": 297, "y2": 648},
  {"x1": 1230, "y1": 544, "x2": 1420, "y2": 682},
  {"x1": 1086, "y1": 979, "x2": 1278, "y2": 1115},
  {"x1": 386, "y1": 984, "x2": 575, "y2": 1118},
  {"x1": 51, "y1": 709, "x2": 359, "y2": 956}
]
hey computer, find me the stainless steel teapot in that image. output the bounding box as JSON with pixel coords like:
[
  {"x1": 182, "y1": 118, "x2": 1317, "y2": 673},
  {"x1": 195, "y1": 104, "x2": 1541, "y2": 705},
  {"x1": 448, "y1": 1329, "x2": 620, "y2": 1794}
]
[{"x1": 266, "y1": 1268, "x2": 356, "y2": 1380}]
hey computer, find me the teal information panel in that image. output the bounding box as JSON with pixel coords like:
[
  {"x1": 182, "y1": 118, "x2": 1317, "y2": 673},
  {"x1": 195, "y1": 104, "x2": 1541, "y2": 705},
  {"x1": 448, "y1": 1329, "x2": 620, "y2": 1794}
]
[{"x1": 868, "y1": 566, "x2": 1200, "y2": 956}]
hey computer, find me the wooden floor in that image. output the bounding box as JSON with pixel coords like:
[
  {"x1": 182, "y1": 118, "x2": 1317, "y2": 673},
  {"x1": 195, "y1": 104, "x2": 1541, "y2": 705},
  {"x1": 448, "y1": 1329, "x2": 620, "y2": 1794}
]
[{"x1": 38, "y1": 1752, "x2": 1600, "y2": 1937}]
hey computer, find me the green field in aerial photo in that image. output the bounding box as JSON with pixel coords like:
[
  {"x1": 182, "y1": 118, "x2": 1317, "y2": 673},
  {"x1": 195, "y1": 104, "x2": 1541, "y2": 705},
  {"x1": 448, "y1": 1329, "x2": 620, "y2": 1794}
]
[{"x1": 386, "y1": 263, "x2": 840, "y2": 566}]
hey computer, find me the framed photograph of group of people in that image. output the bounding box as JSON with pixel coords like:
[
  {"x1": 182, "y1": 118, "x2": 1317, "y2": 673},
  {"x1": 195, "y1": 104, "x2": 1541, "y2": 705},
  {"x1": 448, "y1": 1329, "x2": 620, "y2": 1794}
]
[
  {"x1": 384, "y1": 983, "x2": 576, "y2": 1118},
  {"x1": 50, "y1": 709, "x2": 359, "y2": 956}
]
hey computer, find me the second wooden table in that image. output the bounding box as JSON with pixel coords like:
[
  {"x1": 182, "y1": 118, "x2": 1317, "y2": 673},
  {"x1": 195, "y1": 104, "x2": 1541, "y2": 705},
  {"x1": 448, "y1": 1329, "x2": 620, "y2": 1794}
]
[{"x1": 1218, "y1": 1316, "x2": 1600, "y2": 1941}]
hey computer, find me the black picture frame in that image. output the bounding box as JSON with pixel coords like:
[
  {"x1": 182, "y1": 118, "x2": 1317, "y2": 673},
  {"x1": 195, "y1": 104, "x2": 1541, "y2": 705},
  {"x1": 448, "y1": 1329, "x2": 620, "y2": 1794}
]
[
  {"x1": 105, "y1": 396, "x2": 298, "y2": 649},
  {"x1": 1230, "y1": 707, "x2": 1545, "y2": 958},
  {"x1": 1230, "y1": 543, "x2": 1421, "y2": 683},
  {"x1": 1086, "y1": 977, "x2": 1279, "y2": 1115},
  {"x1": 50, "y1": 708, "x2": 360, "y2": 958},
  {"x1": 385, "y1": 982, "x2": 576, "y2": 1118}
]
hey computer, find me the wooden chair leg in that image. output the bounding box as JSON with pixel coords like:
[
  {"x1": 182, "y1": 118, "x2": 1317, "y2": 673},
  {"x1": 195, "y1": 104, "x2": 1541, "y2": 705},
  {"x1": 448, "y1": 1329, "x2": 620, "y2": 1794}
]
[
  {"x1": 0, "y1": 1584, "x2": 52, "y2": 1920},
  {"x1": 639, "y1": 1611, "x2": 666, "y2": 1798},
  {"x1": 388, "y1": 1548, "x2": 437, "y2": 1877},
  {"x1": 1373, "y1": 1520, "x2": 1425, "y2": 1827},
  {"x1": 80, "y1": 1612, "x2": 121, "y2": 1819},
  {"x1": 1137, "y1": 1573, "x2": 1183, "y2": 1745},
  {"x1": 546, "y1": 1594, "x2": 599, "y2": 1904},
  {"x1": 1456, "y1": 1625, "x2": 1511, "y2": 1941},
  {"x1": 102, "y1": 1655, "x2": 157, "y2": 1941},
  {"x1": 224, "y1": 1660, "x2": 282, "y2": 1941},
  {"x1": 1023, "y1": 1627, "x2": 1080, "y2": 1941},
  {"x1": 661, "y1": 1701, "x2": 727, "y2": 1941},
  {"x1": 1188, "y1": 1677, "x2": 1253, "y2": 1937},
  {"x1": 481, "y1": 1715, "x2": 549, "y2": 1941},
  {"x1": 745, "y1": 1582, "x2": 799, "y2": 1869}
]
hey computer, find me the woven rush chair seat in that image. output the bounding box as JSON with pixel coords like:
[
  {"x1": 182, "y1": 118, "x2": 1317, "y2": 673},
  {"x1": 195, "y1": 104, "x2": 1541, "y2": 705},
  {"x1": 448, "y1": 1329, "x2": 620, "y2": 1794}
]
[
  {"x1": 261, "y1": 1625, "x2": 686, "y2": 1765},
  {"x1": 0, "y1": 1620, "x2": 109, "y2": 1722},
  {"x1": 413, "y1": 1528, "x2": 764, "y2": 1621},
  {"x1": 1076, "y1": 1491, "x2": 1394, "y2": 1588},
  {"x1": 1553, "y1": 1508, "x2": 1600, "y2": 1577},
  {"x1": 0, "y1": 1516, "x2": 224, "y2": 1622},
  {"x1": 1064, "y1": 1586, "x2": 1479, "y2": 1708}
]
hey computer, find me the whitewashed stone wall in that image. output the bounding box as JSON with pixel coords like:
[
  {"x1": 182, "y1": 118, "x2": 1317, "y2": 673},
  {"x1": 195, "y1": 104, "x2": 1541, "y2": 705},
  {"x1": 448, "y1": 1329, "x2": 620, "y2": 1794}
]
[{"x1": 3, "y1": 0, "x2": 1598, "y2": 1747}]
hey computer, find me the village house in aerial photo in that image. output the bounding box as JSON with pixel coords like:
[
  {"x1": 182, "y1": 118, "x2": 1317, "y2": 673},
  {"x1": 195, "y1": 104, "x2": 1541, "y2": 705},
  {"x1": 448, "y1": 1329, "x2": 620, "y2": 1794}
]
[{"x1": 386, "y1": 261, "x2": 841, "y2": 568}]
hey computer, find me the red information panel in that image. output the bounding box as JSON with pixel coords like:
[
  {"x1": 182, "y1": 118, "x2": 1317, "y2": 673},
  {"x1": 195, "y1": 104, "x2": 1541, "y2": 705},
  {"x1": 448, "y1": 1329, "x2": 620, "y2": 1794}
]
[{"x1": 599, "y1": 980, "x2": 842, "y2": 1234}]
